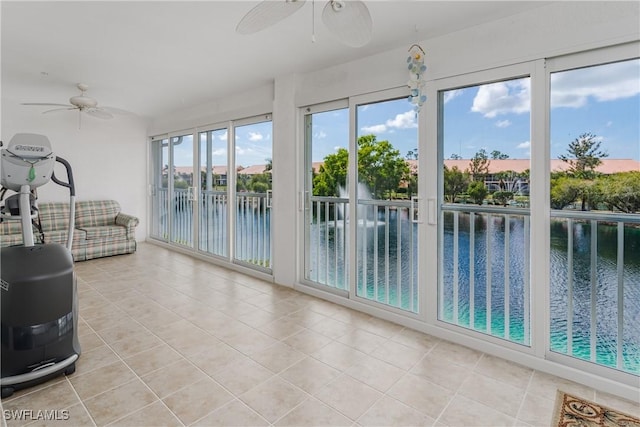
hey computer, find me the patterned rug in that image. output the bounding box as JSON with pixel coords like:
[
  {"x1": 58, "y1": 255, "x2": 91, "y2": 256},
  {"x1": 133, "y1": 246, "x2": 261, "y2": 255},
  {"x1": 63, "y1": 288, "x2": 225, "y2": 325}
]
[{"x1": 552, "y1": 390, "x2": 640, "y2": 427}]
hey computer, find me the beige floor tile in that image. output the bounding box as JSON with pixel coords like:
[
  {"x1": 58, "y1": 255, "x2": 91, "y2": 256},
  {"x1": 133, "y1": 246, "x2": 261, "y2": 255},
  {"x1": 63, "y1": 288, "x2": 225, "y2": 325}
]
[
  {"x1": 438, "y1": 394, "x2": 515, "y2": 427},
  {"x1": 410, "y1": 353, "x2": 472, "y2": 392},
  {"x1": 527, "y1": 371, "x2": 596, "y2": 401},
  {"x1": 141, "y1": 359, "x2": 208, "y2": 399},
  {"x1": 24, "y1": 402, "x2": 95, "y2": 427},
  {"x1": 309, "y1": 317, "x2": 354, "y2": 340},
  {"x1": 235, "y1": 308, "x2": 283, "y2": 328},
  {"x1": 313, "y1": 374, "x2": 383, "y2": 421},
  {"x1": 84, "y1": 379, "x2": 157, "y2": 426},
  {"x1": 357, "y1": 395, "x2": 434, "y2": 427},
  {"x1": 279, "y1": 357, "x2": 341, "y2": 394},
  {"x1": 387, "y1": 374, "x2": 454, "y2": 419},
  {"x1": 96, "y1": 321, "x2": 149, "y2": 344},
  {"x1": 3, "y1": 381, "x2": 80, "y2": 427},
  {"x1": 123, "y1": 344, "x2": 183, "y2": 376},
  {"x1": 164, "y1": 329, "x2": 221, "y2": 358},
  {"x1": 371, "y1": 340, "x2": 424, "y2": 371},
  {"x1": 345, "y1": 354, "x2": 405, "y2": 392},
  {"x1": 275, "y1": 397, "x2": 352, "y2": 426},
  {"x1": 282, "y1": 329, "x2": 333, "y2": 354},
  {"x1": 70, "y1": 361, "x2": 137, "y2": 400},
  {"x1": 220, "y1": 326, "x2": 280, "y2": 355},
  {"x1": 109, "y1": 329, "x2": 164, "y2": 359},
  {"x1": 187, "y1": 343, "x2": 244, "y2": 377},
  {"x1": 106, "y1": 401, "x2": 181, "y2": 426},
  {"x1": 312, "y1": 341, "x2": 368, "y2": 371},
  {"x1": 459, "y1": 372, "x2": 526, "y2": 417},
  {"x1": 337, "y1": 328, "x2": 388, "y2": 354},
  {"x1": 356, "y1": 316, "x2": 404, "y2": 339},
  {"x1": 428, "y1": 341, "x2": 483, "y2": 369},
  {"x1": 257, "y1": 317, "x2": 306, "y2": 340},
  {"x1": 163, "y1": 378, "x2": 234, "y2": 426},
  {"x1": 75, "y1": 344, "x2": 121, "y2": 375},
  {"x1": 516, "y1": 392, "x2": 555, "y2": 426},
  {"x1": 474, "y1": 354, "x2": 533, "y2": 390},
  {"x1": 192, "y1": 399, "x2": 269, "y2": 427},
  {"x1": 239, "y1": 376, "x2": 307, "y2": 423},
  {"x1": 389, "y1": 328, "x2": 440, "y2": 352},
  {"x1": 595, "y1": 391, "x2": 640, "y2": 418},
  {"x1": 78, "y1": 331, "x2": 106, "y2": 352},
  {"x1": 83, "y1": 311, "x2": 133, "y2": 333},
  {"x1": 211, "y1": 356, "x2": 274, "y2": 395},
  {"x1": 285, "y1": 308, "x2": 328, "y2": 328},
  {"x1": 250, "y1": 342, "x2": 306, "y2": 373}
]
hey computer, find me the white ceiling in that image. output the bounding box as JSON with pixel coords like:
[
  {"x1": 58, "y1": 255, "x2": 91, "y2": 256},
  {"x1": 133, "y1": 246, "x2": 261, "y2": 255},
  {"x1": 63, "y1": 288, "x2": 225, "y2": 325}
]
[{"x1": 2, "y1": 1, "x2": 550, "y2": 119}]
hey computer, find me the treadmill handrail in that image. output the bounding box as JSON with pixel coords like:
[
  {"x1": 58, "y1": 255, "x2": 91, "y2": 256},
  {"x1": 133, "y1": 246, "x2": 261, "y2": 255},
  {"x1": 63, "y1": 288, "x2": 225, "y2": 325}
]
[{"x1": 51, "y1": 156, "x2": 76, "y2": 252}]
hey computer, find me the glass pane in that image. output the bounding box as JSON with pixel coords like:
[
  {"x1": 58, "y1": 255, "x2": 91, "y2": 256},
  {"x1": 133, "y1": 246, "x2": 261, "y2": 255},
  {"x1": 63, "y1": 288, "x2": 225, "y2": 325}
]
[
  {"x1": 549, "y1": 59, "x2": 640, "y2": 374},
  {"x1": 440, "y1": 77, "x2": 531, "y2": 344},
  {"x1": 355, "y1": 98, "x2": 419, "y2": 313},
  {"x1": 199, "y1": 128, "x2": 228, "y2": 257},
  {"x1": 170, "y1": 134, "x2": 194, "y2": 247},
  {"x1": 234, "y1": 119, "x2": 273, "y2": 270},
  {"x1": 305, "y1": 107, "x2": 349, "y2": 290},
  {"x1": 150, "y1": 138, "x2": 169, "y2": 241}
]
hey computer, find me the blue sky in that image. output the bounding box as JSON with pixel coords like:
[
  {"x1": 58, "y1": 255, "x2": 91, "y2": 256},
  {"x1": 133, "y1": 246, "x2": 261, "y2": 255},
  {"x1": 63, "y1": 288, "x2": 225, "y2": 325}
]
[{"x1": 175, "y1": 58, "x2": 639, "y2": 167}]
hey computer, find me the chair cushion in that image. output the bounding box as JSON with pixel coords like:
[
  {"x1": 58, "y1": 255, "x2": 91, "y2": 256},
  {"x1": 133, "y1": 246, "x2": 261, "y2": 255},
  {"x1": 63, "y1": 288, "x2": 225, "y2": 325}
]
[
  {"x1": 80, "y1": 225, "x2": 126, "y2": 240},
  {"x1": 75, "y1": 200, "x2": 121, "y2": 228},
  {"x1": 38, "y1": 203, "x2": 71, "y2": 232}
]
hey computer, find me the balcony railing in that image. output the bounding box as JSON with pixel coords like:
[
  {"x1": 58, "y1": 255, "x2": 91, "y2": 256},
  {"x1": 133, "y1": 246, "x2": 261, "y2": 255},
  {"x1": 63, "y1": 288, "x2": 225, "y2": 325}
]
[
  {"x1": 307, "y1": 196, "x2": 418, "y2": 313},
  {"x1": 235, "y1": 192, "x2": 271, "y2": 270},
  {"x1": 550, "y1": 209, "x2": 640, "y2": 374},
  {"x1": 441, "y1": 204, "x2": 531, "y2": 345}
]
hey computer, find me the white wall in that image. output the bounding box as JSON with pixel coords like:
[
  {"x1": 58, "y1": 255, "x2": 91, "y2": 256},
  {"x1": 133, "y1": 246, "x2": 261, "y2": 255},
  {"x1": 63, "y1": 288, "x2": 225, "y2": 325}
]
[{"x1": 1, "y1": 107, "x2": 149, "y2": 241}]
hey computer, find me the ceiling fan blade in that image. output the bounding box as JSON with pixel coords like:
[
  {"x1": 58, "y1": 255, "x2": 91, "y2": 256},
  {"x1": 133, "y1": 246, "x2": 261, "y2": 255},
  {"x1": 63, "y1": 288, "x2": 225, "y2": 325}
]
[
  {"x1": 322, "y1": 0, "x2": 373, "y2": 47},
  {"x1": 101, "y1": 106, "x2": 133, "y2": 115},
  {"x1": 42, "y1": 107, "x2": 77, "y2": 114},
  {"x1": 22, "y1": 102, "x2": 73, "y2": 107},
  {"x1": 236, "y1": 0, "x2": 306, "y2": 34},
  {"x1": 86, "y1": 108, "x2": 113, "y2": 119}
]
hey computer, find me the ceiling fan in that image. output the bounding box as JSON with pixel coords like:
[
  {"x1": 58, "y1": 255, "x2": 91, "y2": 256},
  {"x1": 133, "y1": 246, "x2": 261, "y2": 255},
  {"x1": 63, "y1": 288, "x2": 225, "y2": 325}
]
[
  {"x1": 236, "y1": 0, "x2": 373, "y2": 48},
  {"x1": 22, "y1": 83, "x2": 130, "y2": 124}
]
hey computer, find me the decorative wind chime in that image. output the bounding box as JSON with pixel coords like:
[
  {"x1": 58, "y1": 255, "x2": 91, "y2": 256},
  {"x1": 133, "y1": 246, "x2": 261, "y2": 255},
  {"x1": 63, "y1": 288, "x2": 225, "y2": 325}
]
[{"x1": 407, "y1": 44, "x2": 427, "y2": 114}]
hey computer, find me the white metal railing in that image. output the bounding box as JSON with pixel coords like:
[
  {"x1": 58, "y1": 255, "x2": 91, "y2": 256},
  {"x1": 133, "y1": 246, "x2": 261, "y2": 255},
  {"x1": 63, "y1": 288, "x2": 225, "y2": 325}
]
[
  {"x1": 235, "y1": 192, "x2": 271, "y2": 270},
  {"x1": 441, "y1": 204, "x2": 531, "y2": 345},
  {"x1": 550, "y1": 209, "x2": 640, "y2": 374},
  {"x1": 307, "y1": 196, "x2": 349, "y2": 290},
  {"x1": 152, "y1": 188, "x2": 169, "y2": 240},
  {"x1": 199, "y1": 190, "x2": 227, "y2": 257},
  {"x1": 172, "y1": 188, "x2": 193, "y2": 246},
  {"x1": 306, "y1": 196, "x2": 418, "y2": 313}
]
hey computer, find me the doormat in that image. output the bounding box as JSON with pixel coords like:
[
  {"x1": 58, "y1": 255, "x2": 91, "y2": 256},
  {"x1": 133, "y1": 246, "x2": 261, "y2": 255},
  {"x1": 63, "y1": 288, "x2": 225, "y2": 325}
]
[{"x1": 552, "y1": 390, "x2": 640, "y2": 427}]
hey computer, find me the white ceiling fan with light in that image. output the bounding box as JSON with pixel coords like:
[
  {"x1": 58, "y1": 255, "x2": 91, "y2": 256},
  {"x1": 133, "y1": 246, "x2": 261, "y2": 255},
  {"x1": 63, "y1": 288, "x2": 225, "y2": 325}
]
[
  {"x1": 236, "y1": 0, "x2": 373, "y2": 48},
  {"x1": 22, "y1": 83, "x2": 131, "y2": 127}
]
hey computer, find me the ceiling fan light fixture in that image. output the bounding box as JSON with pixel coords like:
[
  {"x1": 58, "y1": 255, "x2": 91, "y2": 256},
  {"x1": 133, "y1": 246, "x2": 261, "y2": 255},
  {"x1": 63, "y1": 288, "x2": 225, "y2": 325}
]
[{"x1": 322, "y1": 0, "x2": 372, "y2": 47}]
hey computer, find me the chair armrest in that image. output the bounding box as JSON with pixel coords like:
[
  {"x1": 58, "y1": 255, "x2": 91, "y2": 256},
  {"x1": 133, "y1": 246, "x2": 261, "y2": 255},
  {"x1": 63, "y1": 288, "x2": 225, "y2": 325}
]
[{"x1": 115, "y1": 213, "x2": 139, "y2": 238}]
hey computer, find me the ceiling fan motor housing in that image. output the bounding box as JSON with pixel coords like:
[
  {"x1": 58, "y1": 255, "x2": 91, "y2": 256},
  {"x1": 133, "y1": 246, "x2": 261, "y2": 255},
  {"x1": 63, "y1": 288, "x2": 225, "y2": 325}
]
[{"x1": 69, "y1": 95, "x2": 97, "y2": 109}]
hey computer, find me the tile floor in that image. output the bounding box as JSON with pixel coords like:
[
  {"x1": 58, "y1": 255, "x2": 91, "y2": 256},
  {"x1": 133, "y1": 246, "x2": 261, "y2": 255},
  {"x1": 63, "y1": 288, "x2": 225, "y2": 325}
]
[{"x1": 1, "y1": 243, "x2": 638, "y2": 426}]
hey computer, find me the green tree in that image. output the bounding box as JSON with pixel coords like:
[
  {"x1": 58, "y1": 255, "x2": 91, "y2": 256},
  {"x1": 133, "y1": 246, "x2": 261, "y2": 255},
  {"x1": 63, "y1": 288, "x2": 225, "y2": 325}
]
[
  {"x1": 600, "y1": 171, "x2": 640, "y2": 213},
  {"x1": 249, "y1": 173, "x2": 271, "y2": 193},
  {"x1": 469, "y1": 149, "x2": 490, "y2": 182},
  {"x1": 559, "y1": 132, "x2": 608, "y2": 179},
  {"x1": 467, "y1": 181, "x2": 488, "y2": 205},
  {"x1": 313, "y1": 135, "x2": 409, "y2": 199},
  {"x1": 312, "y1": 148, "x2": 348, "y2": 196},
  {"x1": 550, "y1": 175, "x2": 581, "y2": 209},
  {"x1": 493, "y1": 191, "x2": 514, "y2": 206},
  {"x1": 449, "y1": 153, "x2": 462, "y2": 160},
  {"x1": 490, "y1": 150, "x2": 510, "y2": 160},
  {"x1": 406, "y1": 148, "x2": 418, "y2": 160},
  {"x1": 443, "y1": 165, "x2": 470, "y2": 203}
]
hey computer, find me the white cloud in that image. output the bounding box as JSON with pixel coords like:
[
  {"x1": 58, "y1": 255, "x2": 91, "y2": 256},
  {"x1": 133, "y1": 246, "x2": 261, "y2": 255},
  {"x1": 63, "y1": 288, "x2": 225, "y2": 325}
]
[
  {"x1": 212, "y1": 148, "x2": 226, "y2": 156},
  {"x1": 444, "y1": 89, "x2": 464, "y2": 104},
  {"x1": 517, "y1": 141, "x2": 531, "y2": 149},
  {"x1": 334, "y1": 146, "x2": 343, "y2": 151},
  {"x1": 248, "y1": 132, "x2": 263, "y2": 142},
  {"x1": 551, "y1": 59, "x2": 640, "y2": 108},
  {"x1": 496, "y1": 120, "x2": 511, "y2": 128},
  {"x1": 218, "y1": 131, "x2": 228, "y2": 141},
  {"x1": 471, "y1": 79, "x2": 530, "y2": 118},
  {"x1": 235, "y1": 146, "x2": 254, "y2": 155},
  {"x1": 361, "y1": 124, "x2": 388, "y2": 133},
  {"x1": 360, "y1": 111, "x2": 417, "y2": 134},
  {"x1": 314, "y1": 130, "x2": 327, "y2": 139},
  {"x1": 606, "y1": 121, "x2": 613, "y2": 127}
]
